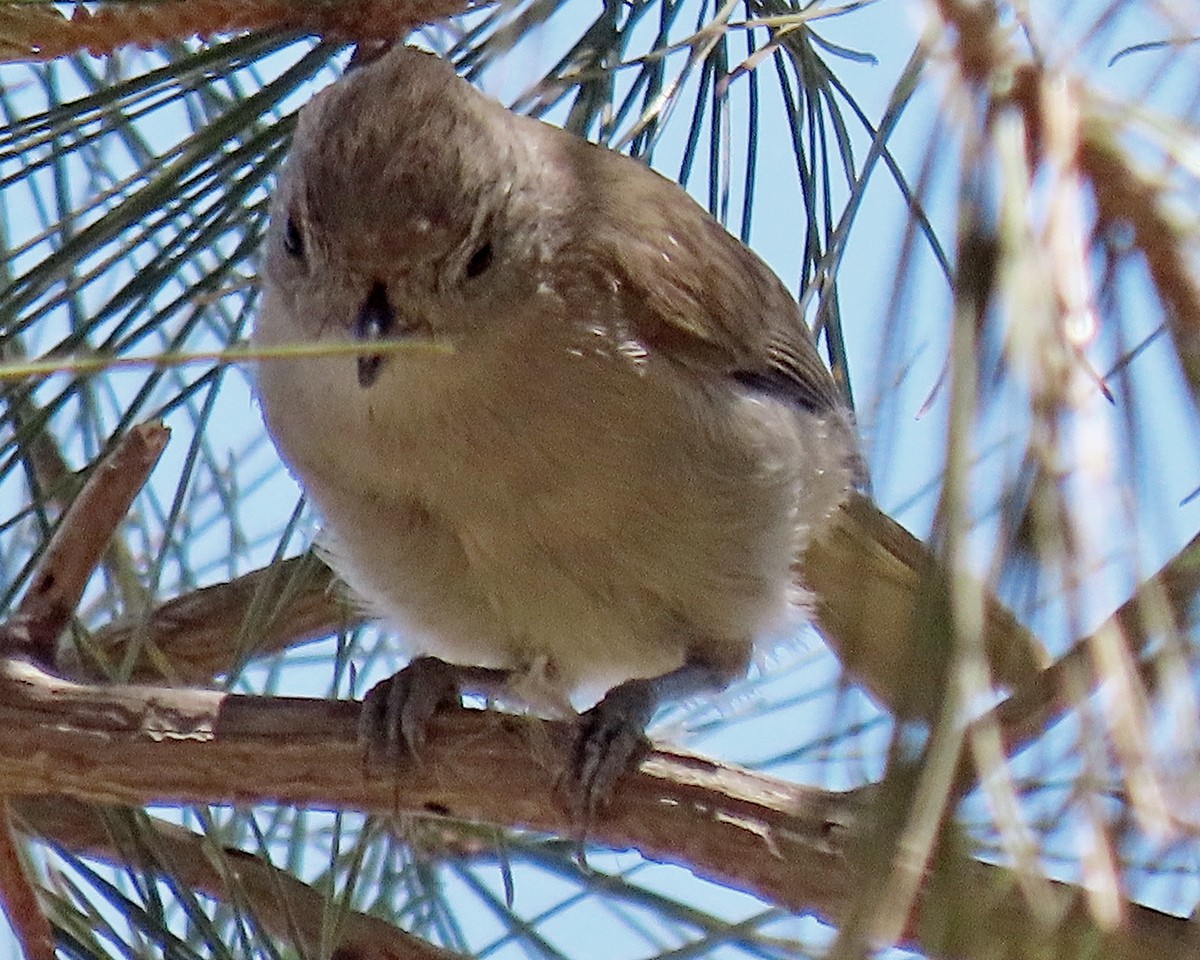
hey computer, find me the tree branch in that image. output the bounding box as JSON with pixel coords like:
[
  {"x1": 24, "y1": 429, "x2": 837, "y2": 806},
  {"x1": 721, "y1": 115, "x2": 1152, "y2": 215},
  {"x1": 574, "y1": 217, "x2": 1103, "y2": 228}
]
[
  {"x1": 0, "y1": 420, "x2": 168, "y2": 959},
  {"x1": 15, "y1": 798, "x2": 460, "y2": 960},
  {"x1": 70, "y1": 552, "x2": 344, "y2": 684},
  {"x1": 0, "y1": 658, "x2": 1193, "y2": 959},
  {"x1": 0, "y1": 0, "x2": 476, "y2": 62},
  {"x1": 0, "y1": 802, "x2": 52, "y2": 960},
  {"x1": 2, "y1": 421, "x2": 168, "y2": 666}
]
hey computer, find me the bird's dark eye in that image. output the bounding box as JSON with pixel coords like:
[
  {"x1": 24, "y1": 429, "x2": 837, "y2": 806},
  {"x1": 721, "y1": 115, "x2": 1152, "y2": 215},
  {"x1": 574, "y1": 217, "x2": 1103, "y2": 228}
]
[
  {"x1": 464, "y1": 241, "x2": 493, "y2": 279},
  {"x1": 283, "y1": 215, "x2": 304, "y2": 259}
]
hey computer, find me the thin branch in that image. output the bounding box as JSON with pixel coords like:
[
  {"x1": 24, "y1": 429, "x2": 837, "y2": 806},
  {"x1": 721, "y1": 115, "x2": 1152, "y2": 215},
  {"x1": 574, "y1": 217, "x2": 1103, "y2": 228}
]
[
  {"x1": 967, "y1": 527, "x2": 1200, "y2": 782},
  {"x1": 0, "y1": 801, "x2": 53, "y2": 960},
  {"x1": 1078, "y1": 133, "x2": 1200, "y2": 394},
  {"x1": 1, "y1": 421, "x2": 169, "y2": 666},
  {"x1": 14, "y1": 798, "x2": 460, "y2": 960},
  {"x1": 0, "y1": 0, "x2": 478, "y2": 63},
  {"x1": 76, "y1": 492, "x2": 1054, "y2": 707},
  {"x1": 68, "y1": 553, "x2": 344, "y2": 684}
]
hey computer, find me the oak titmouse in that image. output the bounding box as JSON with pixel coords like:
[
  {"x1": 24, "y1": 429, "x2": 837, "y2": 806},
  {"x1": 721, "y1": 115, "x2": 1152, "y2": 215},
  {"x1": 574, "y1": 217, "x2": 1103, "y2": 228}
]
[{"x1": 253, "y1": 45, "x2": 859, "y2": 812}]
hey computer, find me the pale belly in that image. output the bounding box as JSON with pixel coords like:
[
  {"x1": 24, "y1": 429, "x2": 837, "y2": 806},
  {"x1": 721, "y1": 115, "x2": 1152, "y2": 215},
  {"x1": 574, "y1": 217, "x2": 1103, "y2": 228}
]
[{"x1": 254, "y1": 329, "x2": 852, "y2": 710}]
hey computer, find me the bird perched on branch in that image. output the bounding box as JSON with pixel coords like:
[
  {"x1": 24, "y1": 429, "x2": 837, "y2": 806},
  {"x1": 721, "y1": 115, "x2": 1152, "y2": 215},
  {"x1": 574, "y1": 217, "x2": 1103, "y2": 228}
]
[{"x1": 252, "y1": 44, "x2": 859, "y2": 817}]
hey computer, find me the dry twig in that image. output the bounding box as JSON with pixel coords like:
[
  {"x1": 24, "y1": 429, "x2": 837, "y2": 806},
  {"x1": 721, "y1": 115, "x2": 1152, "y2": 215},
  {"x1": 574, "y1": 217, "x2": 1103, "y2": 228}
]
[
  {"x1": 0, "y1": 421, "x2": 169, "y2": 666},
  {"x1": 0, "y1": 0, "x2": 479, "y2": 62}
]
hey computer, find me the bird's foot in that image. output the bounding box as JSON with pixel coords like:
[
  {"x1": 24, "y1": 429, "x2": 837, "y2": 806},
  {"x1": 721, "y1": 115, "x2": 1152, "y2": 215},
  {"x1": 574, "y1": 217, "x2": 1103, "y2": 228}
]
[
  {"x1": 360, "y1": 655, "x2": 462, "y2": 765},
  {"x1": 564, "y1": 677, "x2": 658, "y2": 824},
  {"x1": 562, "y1": 660, "x2": 731, "y2": 825},
  {"x1": 360, "y1": 656, "x2": 509, "y2": 767}
]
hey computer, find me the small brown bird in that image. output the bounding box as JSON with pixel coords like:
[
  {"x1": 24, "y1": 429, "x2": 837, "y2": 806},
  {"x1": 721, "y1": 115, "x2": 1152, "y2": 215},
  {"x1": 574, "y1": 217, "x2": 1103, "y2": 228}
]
[{"x1": 252, "y1": 45, "x2": 859, "y2": 814}]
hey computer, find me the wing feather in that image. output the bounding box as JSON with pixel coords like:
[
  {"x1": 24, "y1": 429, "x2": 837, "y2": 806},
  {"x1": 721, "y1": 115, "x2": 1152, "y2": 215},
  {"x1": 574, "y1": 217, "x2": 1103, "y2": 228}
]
[{"x1": 573, "y1": 147, "x2": 847, "y2": 414}]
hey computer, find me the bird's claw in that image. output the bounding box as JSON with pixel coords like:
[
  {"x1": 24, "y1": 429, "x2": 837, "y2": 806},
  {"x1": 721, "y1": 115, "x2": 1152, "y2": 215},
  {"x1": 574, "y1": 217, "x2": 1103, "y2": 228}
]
[
  {"x1": 563, "y1": 677, "x2": 656, "y2": 824},
  {"x1": 360, "y1": 655, "x2": 463, "y2": 767}
]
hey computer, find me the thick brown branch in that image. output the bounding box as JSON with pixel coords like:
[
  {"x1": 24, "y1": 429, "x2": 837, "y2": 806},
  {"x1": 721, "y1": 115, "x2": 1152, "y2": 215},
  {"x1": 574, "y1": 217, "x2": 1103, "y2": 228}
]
[
  {"x1": 0, "y1": 659, "x2": 856, "y2": 914},
  {"x1": 0, "y1": 659, "x2": 1192, "y2": 959}
]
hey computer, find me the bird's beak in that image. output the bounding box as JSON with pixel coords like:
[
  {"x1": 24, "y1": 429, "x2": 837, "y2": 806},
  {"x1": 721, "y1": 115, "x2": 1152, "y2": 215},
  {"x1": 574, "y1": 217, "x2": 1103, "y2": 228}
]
[{"x1": 353, "y1": 282, "x2": 393, "y2": 388}]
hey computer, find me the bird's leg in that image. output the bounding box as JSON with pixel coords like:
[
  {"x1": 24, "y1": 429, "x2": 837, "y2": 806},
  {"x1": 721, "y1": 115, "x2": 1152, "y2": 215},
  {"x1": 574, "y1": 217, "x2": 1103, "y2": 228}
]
[
  {"x1": 567, "y1": 659, "x2": 729, "y2": 822},
  {"x1": 359, "y1": 655, "x2": 511, "y2": 765}
]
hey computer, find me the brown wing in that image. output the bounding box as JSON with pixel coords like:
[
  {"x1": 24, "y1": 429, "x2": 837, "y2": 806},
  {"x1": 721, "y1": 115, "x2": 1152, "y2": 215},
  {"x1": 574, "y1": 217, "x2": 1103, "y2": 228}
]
[
  {"x1": 575, "y1": 145, "x2": 846, "y2": 414},
  {"x1": 729, "y1": 340, "x2": 845, "y2": 414}
]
